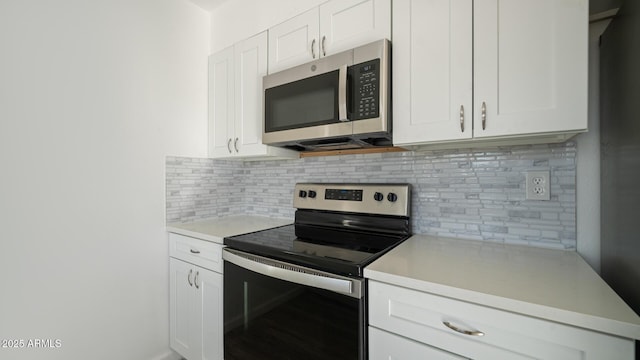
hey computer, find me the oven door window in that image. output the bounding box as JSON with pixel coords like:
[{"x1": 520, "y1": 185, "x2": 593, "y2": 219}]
[
  {"x1": 224, "y1": 260, "x2": 363, "y2": 360},
  {"x1": 265, "y1": 70, "x2": 340, "y2": 132}
]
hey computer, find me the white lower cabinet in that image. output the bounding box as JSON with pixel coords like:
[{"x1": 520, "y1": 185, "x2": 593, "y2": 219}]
[
  {"x1": 368, "y1": 281, "x2": 635, "y2": 360},
  {"x1": 169, "y1": 234, "x2": 223, "y2": 360},
  {"x1": 370, "y1": 326, "x2": 466, "y2": 360}
]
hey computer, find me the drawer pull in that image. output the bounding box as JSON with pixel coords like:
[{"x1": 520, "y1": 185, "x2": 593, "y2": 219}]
[
  {"x1": 443, "y1": 321, "x2": 485, "y2": 337},
  {"x1": 190, "y1": 249, "x2": 201, "y2": 254}
]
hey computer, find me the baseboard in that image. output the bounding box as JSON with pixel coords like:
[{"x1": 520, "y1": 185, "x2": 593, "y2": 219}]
[{"x1": 150, "y1": 349, "x2": 182, "y2": 360}]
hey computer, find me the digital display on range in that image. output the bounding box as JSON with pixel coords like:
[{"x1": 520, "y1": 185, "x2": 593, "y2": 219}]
[{"x1": 325, "y1": 189, "x2": 363, "y2": 201}]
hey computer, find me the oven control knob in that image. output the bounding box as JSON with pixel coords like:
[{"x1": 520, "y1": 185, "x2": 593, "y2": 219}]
[
  {"x1": 299, "y1": 190, "x2": 308, "y2": 198},
  {"x1": 308, "y1": 190, "x2": 317, "y2": 198},
  {"x1": 373, "y1": 192, "x2": 384, "y2": 202},
  {"x1": 387, "y1": 193, "x2": 398, "y2": 202}
]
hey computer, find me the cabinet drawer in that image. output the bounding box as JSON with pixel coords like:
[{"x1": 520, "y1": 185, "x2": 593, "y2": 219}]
[
  {"x1": 169, "y1": 233, "x2": 223, "y2": 273},
  {"x1": 369, "y1": 326, "x2": 466, "y2": 360},
  {"x1": 369, "y1": 281, "x2": 633, "y2": 360}
]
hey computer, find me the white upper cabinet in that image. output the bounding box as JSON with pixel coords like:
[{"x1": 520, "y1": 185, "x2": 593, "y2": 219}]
[
  {"x1": 474, "y1": 0, "x2": 588, "y2": 139},
  {"x1": 268, "y1": 7, "x2": 320, "y2": 74},
  {"x1": 208, "y1": 32, "x2": 298, "y2": 160},
  {"x1": 393, "y1": 0, "x2": 588, "y2": 147},
  {"x1": 208, "y1": 46, "x2": 234, "y2": 158},
  {"x1": 268, "y1": 0, "x2": 391, "y2": 74},
  {"x1": 234, "y1": 32, "x2": 270, "y2": 156},
  {"x1": 392, "y1": 0, "x2": 473, "y2": 145},
  {"x1": 319, "y1": 0, "x2": 391, "y2": 57}
]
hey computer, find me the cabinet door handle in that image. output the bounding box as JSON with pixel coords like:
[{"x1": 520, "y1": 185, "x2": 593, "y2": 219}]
[
  {"x1": 187, "y1": 269, "x2": 193, "y2": 287},
  {"x1": 227, "y1": 138, "x2": 232, "y2": 153},
  {"x1": 311, "y1": 39, "x2": 316, "y2": 59},
  {"x1": 443, "y1": 321, "x2": 485, "y2": 337},
  {"x1": 481, "y1": 101, "x2": 487, "y2": 130},
  {"x1": 194, "y1": 271, "x2": 200, "y2": 289},
  {"x1": 459, "y1": 105, "x2": 465, "y2": 132},
  {"x1": 190, "y1": 249, "x2": 200, "y2": 254},
  {"x1": 321, "y1": 35, "x2": 326, "y2": 57},
  {"x1": 234, "y1": 137, "x2": 239, "y2": 152}
]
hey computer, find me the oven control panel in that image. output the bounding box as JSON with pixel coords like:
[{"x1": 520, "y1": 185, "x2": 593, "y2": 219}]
[
  {"x1": 324, "y1": 189, "x2": 363, "y2": 201},
  {"x1": 293, "y1": 183, "x2": 410, "y2": 217}
]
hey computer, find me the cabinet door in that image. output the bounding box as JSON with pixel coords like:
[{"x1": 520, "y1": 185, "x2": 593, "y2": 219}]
[
  {"x1": 195, "y1": 267, "x2": 223, "y2": 360},
  {"x1": 208, "y1": 46, "x2": 235, "y2": 158},
  {"x1": 234, "y1": 32, "x2": 269, "y2": 157},
  {"x1": 473, "y1": 0, "x2": 588, "y2": 138},
  {"x1": 319, "y1": 0, "x2": 391, "y2": 57},
  {"x1": 268, "y1": 7, "x2": 319, "y2": 74},
  {"x1": 369, "y1": 281, "x2": 634, "y2": 360},
  {"x1": 392, "y1": 0, "x2": 473, "y2": 146},
  {"x1": 369, "y1": 327, "x2": 466, "y2": 360},
  {"x1": 169, "y1": 258, "x2": 198, "y2": 360}
]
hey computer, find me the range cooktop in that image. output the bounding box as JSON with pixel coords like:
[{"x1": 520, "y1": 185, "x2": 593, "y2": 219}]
[
  {"x1": 224, "y1": 223, "x2": 408, "y2": 277},
  {"x1": 224, "y1": 183, "x2": 412, "y2": 277}
]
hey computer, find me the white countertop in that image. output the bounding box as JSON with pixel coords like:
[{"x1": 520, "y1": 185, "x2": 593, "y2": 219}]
[
  {"x1": 365, "y1": 235, "x2": 640, "y2": 340},
  {"x1": 166, "y1": 215, "x2": 292, "y2": 244}
]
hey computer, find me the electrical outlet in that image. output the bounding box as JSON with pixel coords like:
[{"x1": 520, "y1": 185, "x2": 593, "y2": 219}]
[{"x1": 526, "y1": 171, "x2": 550, "y2": 200}]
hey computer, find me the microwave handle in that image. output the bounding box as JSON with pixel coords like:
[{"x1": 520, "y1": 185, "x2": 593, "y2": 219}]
[{"x1": 338, "y1": 64, "x2": 348, "y2": 122}]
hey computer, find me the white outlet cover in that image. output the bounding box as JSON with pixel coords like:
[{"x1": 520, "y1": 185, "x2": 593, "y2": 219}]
[{"x1": 526, "y1": 170, "x2": 550, "y2": 200}]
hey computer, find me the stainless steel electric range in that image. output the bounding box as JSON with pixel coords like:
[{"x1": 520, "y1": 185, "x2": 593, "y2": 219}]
[{"x1": 222, "y1": 183, "x2": 411, "y2": 360}]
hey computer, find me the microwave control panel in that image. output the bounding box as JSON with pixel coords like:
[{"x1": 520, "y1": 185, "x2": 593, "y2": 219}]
[{"x1": 351, "y1": 59, "x2": 380, "y2": 120}]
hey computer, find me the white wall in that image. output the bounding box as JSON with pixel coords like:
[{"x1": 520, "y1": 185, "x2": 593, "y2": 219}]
[
  {"x1": 0, "y1": 1, "x2": 209, "y2": 359},
  {"x1": 210, "y1": 0, "x2": 326, "y2": 52},
  {"x1": 575, "y1": 19, "x2": 612, "y2": 273}
]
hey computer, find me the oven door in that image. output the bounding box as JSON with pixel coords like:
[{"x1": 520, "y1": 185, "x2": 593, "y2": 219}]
[{"x1": 223, "y1": 248, "x2": 365, "y2": 360}]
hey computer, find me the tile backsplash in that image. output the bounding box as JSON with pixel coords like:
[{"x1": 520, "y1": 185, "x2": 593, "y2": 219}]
[{"x1": 166, "y1": 142, "x2": 576, "y2": 249}]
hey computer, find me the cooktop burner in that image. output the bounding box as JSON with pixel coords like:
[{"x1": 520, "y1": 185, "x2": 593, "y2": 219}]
[{"x1": 224, "y1": 183, "x2": 411, "y2": 277}]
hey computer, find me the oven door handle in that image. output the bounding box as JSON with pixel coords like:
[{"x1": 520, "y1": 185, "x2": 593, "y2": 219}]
[{"x1": 223, "y1": 248, "x2": 363, "y2": 299}]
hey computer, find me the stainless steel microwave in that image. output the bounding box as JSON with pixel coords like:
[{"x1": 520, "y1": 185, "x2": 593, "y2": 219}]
[{"x1": 262, "y1": 39, "x2": 391, "y2": 151}]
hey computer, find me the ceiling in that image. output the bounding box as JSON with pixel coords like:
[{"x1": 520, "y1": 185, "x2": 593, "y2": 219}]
[
  {"x1": 188, "y1": 0, "x2": 231, "y2": 12},
  {"x1": 188, "y1": 0, "x2": 621, "y2": 17}
]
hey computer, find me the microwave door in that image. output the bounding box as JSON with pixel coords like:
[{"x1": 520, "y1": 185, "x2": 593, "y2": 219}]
[
  {"x1": 264, "y1": 69, "x2": 341, "y2": 132},
  {"x1": 263, "y1": 68, "x2": 354, "y2": 145}
]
